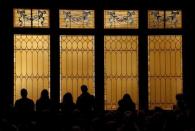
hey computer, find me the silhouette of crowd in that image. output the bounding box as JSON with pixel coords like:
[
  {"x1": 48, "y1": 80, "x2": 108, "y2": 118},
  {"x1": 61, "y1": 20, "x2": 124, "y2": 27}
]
[
  {"x1": 0, "y1": 85, "x2": 194, "y2": 131},
  {"x1": 12, "y1": 85, "x2": 95, "y2": 114}
]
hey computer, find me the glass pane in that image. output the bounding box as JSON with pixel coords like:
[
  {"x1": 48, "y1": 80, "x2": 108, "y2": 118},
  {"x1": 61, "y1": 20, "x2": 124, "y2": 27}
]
[
  {"x1": 104, "y1": 36, "x2": 138, "y2": 110},
  {"x1": 14, "y1": 35, "x2": 50, "y2": 102},
  {"x1": 165, "y1": 10, "x2": 182, "y2": 28},
  {"x1": 14, "y1": 9, "x2": 31, "y2": 27},
  {"x1": 148, "y1": 10, "x2": 164, "y2": 29},
  {"x1": 104, "y1": 10, "x2": 139, "y2": 29},
  {"x1": 14, "y1": 9, "x2": 49, "y2": 28},
  {"x1": 148, "y1": 35, "x2": 182, "y2": 109},
  {"x1": 59, "y1": 10, "x2": 95, "y2": 28},
  {"x1": 32, "y1": 9, "x2": 50, "y2": 28},
  {"x1": 60, "y1": 35, "x2": 95, "y2": 102}
]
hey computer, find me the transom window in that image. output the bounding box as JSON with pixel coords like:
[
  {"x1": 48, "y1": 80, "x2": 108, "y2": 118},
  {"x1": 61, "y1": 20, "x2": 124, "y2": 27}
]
[
  {"x1": 148, "y1": 10, "x2": 182, "y2": 29},
  {"x1": 14, "y1": 9, "x2": 50, "y2": 28}
]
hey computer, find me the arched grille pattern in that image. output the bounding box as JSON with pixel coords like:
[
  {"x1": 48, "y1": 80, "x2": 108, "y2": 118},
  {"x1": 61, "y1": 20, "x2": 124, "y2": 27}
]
[
  {"x1": 60, "y1": 35, "x2": 95, "y2": 102},
  {"x1": 14, "y1": 35, "x2": 50, "y2": 102},
  {"x1": 148, "y1": 35, "x2": 183, "y2": 109},
  {"x1": 104, "y1": 36, "x2": 138, "y2": 110}
]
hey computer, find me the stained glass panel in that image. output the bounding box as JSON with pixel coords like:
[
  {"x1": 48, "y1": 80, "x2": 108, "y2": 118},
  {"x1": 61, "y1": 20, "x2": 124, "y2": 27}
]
[
  {"x1": 104, "y1": 36, "x2": 138, "y2": 110},
  {"x1": 14, "y1": 9, "x2": 49, "y2": 28},
  {"x1": 165, "y1": 10, "x2": 182, "y2": 28},
  {"x1": 104, "y1": 10, "x2": 139, "y2": 29},
  {"x1": 60, "y1": 35, "x2": 95, "y2": 102},
  {"x1": 14, "y1": 35, "x2": 50, "y2": 102},
  {"x1": 148, "y1": 35, "x2": 182, "y2": 109},
  {"x1": 59, "y1": 10, "x2": 95, "y2": 28},
  {"x1": 148, "y1": 10, "x2": 164, "y2": 29},
  {"x1": 148, "y1": 10, "x2": 182, "y2": 29}
]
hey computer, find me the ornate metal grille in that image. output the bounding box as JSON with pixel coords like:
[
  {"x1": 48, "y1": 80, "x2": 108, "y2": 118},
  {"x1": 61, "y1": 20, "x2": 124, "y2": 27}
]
[
  {"x1": 148, "y1": 10, "x2": 164, "y2": 29},
  {"x1": 165, "y1": 11, "x2": 182, "y2": 28},
  {"x1": 60, "y1": 35, "x2": 95, "y2": 102},
  {"x1": 148, "y1": 10, "x2": 182, "y2": 29},
  {"x1": 59, "y1": 10, "x2": 95, "y2": 28},
  {"x1": 104, "y1": 36, "x2": 138, "y2": 110},
  {"x1": 14, "y1": 35, "x2": 50, "y2": 102},
  {"x1": 104, "y1": 10, "x2": 139, "y2": 29},
  {"x1": 14, "y1": 9, "x2": 49, "y2": 28},
  {"x1": 148, "y1": 35, "x2": 182, "y2": 109}
]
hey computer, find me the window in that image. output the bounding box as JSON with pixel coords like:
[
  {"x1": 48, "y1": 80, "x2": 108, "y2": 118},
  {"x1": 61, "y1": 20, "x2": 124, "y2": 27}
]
[
  {"x1": 148, "y1": 10, "x2": 182, "y2": 29},
  {"x1": 104, "y1": 10, "x2": 139, "y2": 110},
  {"x1": 148, "y1": 35, "x2": 183, "y2": 109},
  {"x1": 11, "y1": 8, "x2": 183, "y2": 110},
  {"x1": 14, "y1": 9, "x2": 50, "y2": 28},
  {"x1": 104, "y1": 10, "x2": 139, "y2": 29},
  {"x1": 104, "y1": 36, "x2": 139, "y2": 110},
  {"x1": 14, "y1": 35, "x2": 50, "y2": 102},
  {"x1": 59, "y1": 9, "x2": 95, "y2": 102},
  {"x1": 59, "y1": 10, "x2": 95, "y2": 28},
  {"x1": 60, "y1": 35, "x2": 95, "y2": 102}
]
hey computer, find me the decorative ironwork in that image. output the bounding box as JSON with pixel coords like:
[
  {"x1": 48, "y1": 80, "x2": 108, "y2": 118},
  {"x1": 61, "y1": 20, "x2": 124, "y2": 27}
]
[
  {"x1": 60, "y1": 35, "x2": 95, "y2": 102},
  {"x1": 165, "y1": 11, "x2": 182, "y2": 28},
  {"x1": 148, "y1": 35, "x2": 183, "y2": 109},
  {"x1": 14, "y1": 35, "x2": 50, "y2": 102},
  {"x1": 104, "y1": 10, "x2": 139, "y2": 29},
  {"x1": 148, "y1": 10, "x2": 182, "y2": 29},
  {"x1": 104, "y1": 36, "x2": 138, "y2": 110},
  {"x1": 148, "y1": 10, "x2": 164, "y2": 28},
  {"x1": 59, "y1": 10, "x2": 94, "y2": 28},
  {"x1": 14, "y1": 9, "x2": 49, "y2": 28}
]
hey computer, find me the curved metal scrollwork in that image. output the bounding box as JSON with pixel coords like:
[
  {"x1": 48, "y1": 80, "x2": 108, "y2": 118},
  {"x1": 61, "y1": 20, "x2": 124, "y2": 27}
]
[
  {"x1": 150, "y1": 11, "x2": 164, "y2": 26},
  {"x1": 107, "y1": 10, "x2": 136, "y2": 27},
  {"x1": 16, "y1": 9, "x2": 47, "y2": 27},
  {"x1": 149, "y1": 10, "x2": 181, "y2": 28},
  {"x1": 63, "y1": 10, "x2": 91, "y2": 27},
  {"x1": 165, "y1": 11, "x2": 180, "y2": 27}
]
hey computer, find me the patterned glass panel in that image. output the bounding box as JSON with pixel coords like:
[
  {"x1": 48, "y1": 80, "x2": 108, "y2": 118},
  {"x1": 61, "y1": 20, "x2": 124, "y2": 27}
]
[
  {"x1": 148, "y1": 10, "x2": 164, "y2": 29},
  {"x1": 104, "y1": 10, "x2": 139, "y2": 29},
  {"x1": 59, "y1": 10, "x2": 95, "y2": 28},
  {"x1": 148, "y1": 10, "x2": 182, "y2": 29},
  {"x1": 165, "y1": 10, "x2": 182, "y2": 28},
  {"x1": 14, "y1": 9, "x2": 49, "y2": 28},
  {"x1": 60, "y1": 35, "x2": 95, "y2": 102},
  {"x1": 104, "y1": 36, "x2": 138, "y2": 110},
  {"x1": 148, "y1": 35, "x2": 182, "y2": 109},
  {"x1": 14, "y1": 35, "x2": 50, "y2": 102}
]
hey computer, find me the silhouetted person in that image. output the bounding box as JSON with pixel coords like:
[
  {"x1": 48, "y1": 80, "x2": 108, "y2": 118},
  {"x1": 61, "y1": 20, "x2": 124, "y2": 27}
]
[
  {"x1": 76, "y1": 85, "x2": 95, "y2": 113},
  {"x1": 61, "y1": 92, "x2": 76, "y2": 113},
  {"x1": 175, "y1": 93, "x2": 186, "y2": 111},
  {"x1": 14, "y1": 88, "x2": 34, "y2": 113},
  {"x1": 36, "y1": 89, "x2": 52, "y2": 112},
  {"x1": 117, "y1": 93, "x2": 135, "y2": 113}
]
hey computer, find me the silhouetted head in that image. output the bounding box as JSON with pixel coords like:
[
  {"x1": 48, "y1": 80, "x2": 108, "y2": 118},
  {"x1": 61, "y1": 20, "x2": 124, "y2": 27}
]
[
  {"x1": 41, "y1": 89, "x2": 49, "y2": 99},
  {"x1": 21, "y1": 89, "x2": 28, "y2": 98},
  {"x1": 123, "y1": 94, "x2": 132, "y2": 102},
  {"x1": 176, "y1": 93, "x2": 183, "y2": 101},
  {"x1": 81, "y1": 85, "x2": 88, "y2": 93},
  {"x1": 63, "y1": 92, "x2": 73, "y2": 104}
]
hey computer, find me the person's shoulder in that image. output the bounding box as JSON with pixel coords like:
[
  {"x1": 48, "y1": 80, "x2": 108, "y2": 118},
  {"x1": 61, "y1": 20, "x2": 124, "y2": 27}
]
[
  {"x1": 27, "y1": 98, "x2": 34, "y2": 104},
  {"x1": 15, "y1": 99, "x2": 21, "y2": 104},
  {"x1": 77, "y1": 94, "x2": 83, "y2": 99},
  {"x1": 15, "y1": 98, "x2": 23, "y2": 103},
  {"x1": 36, "y1": 99, "x2": 41, "y2": 104}
]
